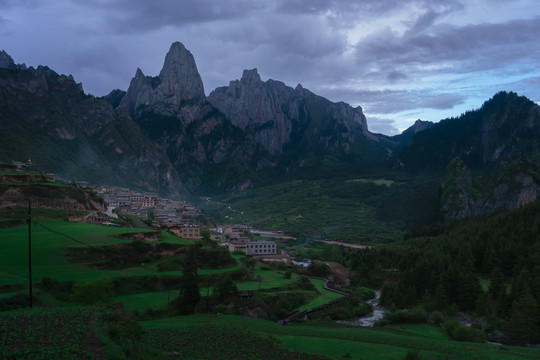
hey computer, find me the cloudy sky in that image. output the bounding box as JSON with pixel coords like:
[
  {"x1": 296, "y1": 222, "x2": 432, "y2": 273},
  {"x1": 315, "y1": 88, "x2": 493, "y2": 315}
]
[{"x1": 2, "y1": 0, "x2": 539, "y2": 135}]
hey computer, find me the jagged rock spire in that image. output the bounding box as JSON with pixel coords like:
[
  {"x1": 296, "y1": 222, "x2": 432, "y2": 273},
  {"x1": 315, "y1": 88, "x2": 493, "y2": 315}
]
[{"x1": 121, "y1": 42, "x2": 205, "y2": 117}]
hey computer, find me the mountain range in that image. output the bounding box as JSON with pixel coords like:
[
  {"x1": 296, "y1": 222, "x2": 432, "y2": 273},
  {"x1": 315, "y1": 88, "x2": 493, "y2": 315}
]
[{"x1": 1, "y1": 42, "x2": 540, "y2": 222}]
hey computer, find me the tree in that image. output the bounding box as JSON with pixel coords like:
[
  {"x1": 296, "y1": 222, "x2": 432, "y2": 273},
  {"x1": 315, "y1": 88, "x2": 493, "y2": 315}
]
[
  {"x1": 505, "y1": 291, "x2": 540, "y2": 345},
  {"x1": 146, "y1": 209, "x2": 154, "y2": 222},
  {"x1": 214, "y1": 275, "x2": 237, "y2": 301},
  {"x1": 177, "y1": 249, "x2": 200, "y2": 314},
  {"x1": 200, "y1": 227, "x2": 211, "y2": 242}
]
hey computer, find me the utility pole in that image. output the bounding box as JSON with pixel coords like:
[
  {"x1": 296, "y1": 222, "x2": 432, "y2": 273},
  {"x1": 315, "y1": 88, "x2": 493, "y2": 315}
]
[{"x1": 27, "y1": 199, "x2": 32, "y2": 308}]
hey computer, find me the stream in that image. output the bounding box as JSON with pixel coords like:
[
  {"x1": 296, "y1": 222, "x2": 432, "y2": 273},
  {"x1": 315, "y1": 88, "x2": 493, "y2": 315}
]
[{"x1": 336, "y1": 290, "x2": 386, "y2": 327}]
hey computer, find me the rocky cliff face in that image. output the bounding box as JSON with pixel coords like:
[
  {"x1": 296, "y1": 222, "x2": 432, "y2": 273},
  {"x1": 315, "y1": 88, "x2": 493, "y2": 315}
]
[
  {"x1": 121, "y1": 42, "x2": 205, "y2": 118},
  {"x1": 208, "y1": 68, "x2": 380, "y2": 158},
  {"x1": 121, "y1": 43, "x2": 272, "y2": 192},
  {"x1": 441, "y1": 158, "x2": 540, "y2": 221},
  {"x1": 0, "y1": 50, "x2": 27, "y2": 70}
]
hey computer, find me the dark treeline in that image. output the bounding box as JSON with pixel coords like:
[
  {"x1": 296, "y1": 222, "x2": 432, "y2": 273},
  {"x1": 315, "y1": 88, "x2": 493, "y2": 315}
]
[{"x1": 346, "y1": 201, "x2": 540, "y2": 345}]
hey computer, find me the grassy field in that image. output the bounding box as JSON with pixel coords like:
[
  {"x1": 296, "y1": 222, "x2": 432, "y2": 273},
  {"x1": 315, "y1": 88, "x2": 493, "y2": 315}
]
[
  {"x1": 200, "y1": 177, "x2": 405, "y2": 243},
  {"x1": 236, "y1": 269, "x2": 299, "y2": 291},
  {"x1": 116, "y1": 291, "x2": 173, "y2": 312},
  {"x1": 0, "y1": 220, "x2": 234, "y2": 291},
  {"x1": 141, "y1": 314, "x2": 540, "y2": 360},
  {"x1": 297, "y1": 278, "x2": 344, "y2": 311}
]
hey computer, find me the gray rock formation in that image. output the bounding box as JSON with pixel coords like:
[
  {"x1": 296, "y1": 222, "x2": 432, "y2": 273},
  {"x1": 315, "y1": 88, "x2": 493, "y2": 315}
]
[
  {"x1": 208, "y1": 68, "x2": 376, "y2": 156},
  {"x1": 0, "y1": 50, "x2": 28, "y2": 71},
  {"x1": 441, "y1": 158, "x2": 540, "y2": 221},
  {"x1": 119, "y1": 42, "x2": 272, "y2": 191},
  {"x1": 0, "y1": 50, "x2": 17, "y2": 70},
  {"x1": 121, "y1": 42, "x2": 205, "y2": 118}
]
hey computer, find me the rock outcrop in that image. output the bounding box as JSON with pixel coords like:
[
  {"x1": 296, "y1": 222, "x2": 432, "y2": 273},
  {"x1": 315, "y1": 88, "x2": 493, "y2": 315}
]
[
  {"x1": 120, "y1": 43, "x2": 272, "y2": 192},
  {"x1": 121, "y1": 42, "x2": 205, "y2": 118},
  {"x1": 0, "y1": 50, "x2": 27, "y2": 70},
  {"x1": 208, "y1": 68, "x2": 378, "y2": 157},
  {"x1": 441, "y1": 158, "x2": 540, "y2": 221}
]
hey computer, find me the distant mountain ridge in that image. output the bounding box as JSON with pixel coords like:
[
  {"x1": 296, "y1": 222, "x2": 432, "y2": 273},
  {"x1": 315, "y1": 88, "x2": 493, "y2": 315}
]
[
  {"x1": 2, "y1": 41, "x2": 540, "y2": 221},
  {"x1": 399, "y1": 91, "x2": 540, "y2": 171}
]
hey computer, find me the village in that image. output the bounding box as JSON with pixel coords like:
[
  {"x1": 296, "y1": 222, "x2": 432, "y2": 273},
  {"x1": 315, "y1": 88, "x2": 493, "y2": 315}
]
[
  {"x1": 94, "y1": 185, "x2": 292, "y2": 264},
  {"x1": 7, "y1": 160, "x2": 293, "y2": 264}
]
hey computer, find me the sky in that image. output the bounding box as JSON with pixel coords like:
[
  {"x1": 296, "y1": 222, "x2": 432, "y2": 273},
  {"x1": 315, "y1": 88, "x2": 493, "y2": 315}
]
[{"x1": 1, "y1": 0, "x2": 540, "y2": 135}]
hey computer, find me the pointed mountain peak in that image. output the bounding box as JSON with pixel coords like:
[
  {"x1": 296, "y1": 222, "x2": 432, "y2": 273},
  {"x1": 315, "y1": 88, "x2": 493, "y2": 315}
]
[
  {"x1": 135, "y1": 67, "x2": 145, "y2": 78},
  {"x1": 158, "y1": 41, "x2": 205, "y2": 98},
  {"x1": 241, "y1": 68, "x2": 261, "y2": 83},
  {"x1": 121, "y1": 41, "x2": 206, "y2": 117},
  {"x1": 160, "y1": 42, "x2": 189, "y2": 72},
  {"x1": 0, "y1": 50, "x2": 17, "y2": 70}
]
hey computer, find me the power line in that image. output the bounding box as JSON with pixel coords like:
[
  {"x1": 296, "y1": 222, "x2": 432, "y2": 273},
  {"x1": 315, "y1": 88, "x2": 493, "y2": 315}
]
[{"x1": 32, "y1": 221, "x2": 95, "y2": 248}]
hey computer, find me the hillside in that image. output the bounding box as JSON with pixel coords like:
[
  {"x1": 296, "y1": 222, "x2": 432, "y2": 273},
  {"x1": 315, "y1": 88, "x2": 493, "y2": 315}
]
[
  {"x1": 0, "y1": 164, "x2": 105, "y2": 225},
  {"x1": 399, "y1": 91, "x2": 540, "y2": 172},
  {"x1": 0, "y1": 62, "x2": 182, "y2": 195}
]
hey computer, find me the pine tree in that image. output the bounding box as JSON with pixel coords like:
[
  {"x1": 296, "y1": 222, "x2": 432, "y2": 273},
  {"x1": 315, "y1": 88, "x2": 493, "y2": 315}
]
[
  {"x1": 505, "y1": 291, "x2": 539, "y2": 345},
  {"x1": 178, "y1": 249, "x2": 200, "y2": 314}
]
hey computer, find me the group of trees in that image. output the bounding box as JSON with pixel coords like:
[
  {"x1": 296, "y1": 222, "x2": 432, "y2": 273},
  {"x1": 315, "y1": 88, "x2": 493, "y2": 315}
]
[
  {"x1": 346, "y1": 201, "x2": 540, "y2": 345},
  {"x1": 175, "y1": 246, "x2": 239, "y2": 315}
]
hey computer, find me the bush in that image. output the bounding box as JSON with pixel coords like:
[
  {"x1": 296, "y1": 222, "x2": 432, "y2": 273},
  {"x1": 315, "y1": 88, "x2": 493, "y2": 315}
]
[
  {"x1": 443, "y1": 319, "x2": 485, "y2": 342},
  {"x1": 382, "y1": 306, "x2": 428, "y2": 324},
  {"x1": 429, "y1": 311, "x2": 446, "y2": 325},
  {"x1": 357, "y1": 286, "x2": 376, "y2": 300},
  {"x1": 71, "y1": 276, "x2": 114, "y2": 305}
]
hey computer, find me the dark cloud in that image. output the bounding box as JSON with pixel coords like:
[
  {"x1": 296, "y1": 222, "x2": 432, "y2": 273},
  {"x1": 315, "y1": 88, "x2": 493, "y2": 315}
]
[
  {"x1": 80, "y1": 0, "x2": 267, "y2": 34},
  {"x1": 354, "y1": 15, "x2": 540, "y2": 76},
  {"x1": 1, "y1": 0, "x2": 539, "y2": 134},
  {"x1": 276, "y1": 0, "x2": 462, "y2": 17}
]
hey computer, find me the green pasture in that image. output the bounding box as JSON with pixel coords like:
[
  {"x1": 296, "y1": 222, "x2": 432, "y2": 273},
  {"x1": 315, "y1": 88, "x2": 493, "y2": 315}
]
[
  {"x1": 201, "y1": 177, "x2": 405, "y2": 243},
  {"x1": 297, "y1": 278, "x2": 344, "y2": 311},
  {"x1": 0, "y1": 220, "x2": 196, "y2": 285},
  {"x1": 386, "y1": 323, "x2": 449, "y2": 340},
  {"x1": 141, "y1": 313, "x2": 540, "y2": 360},
  {"x1": 236, "y1": 269, "x2": 298, "y2": 291},
  {"x1": 115, "y1": 291, "x2": 172, "y2": 312}
]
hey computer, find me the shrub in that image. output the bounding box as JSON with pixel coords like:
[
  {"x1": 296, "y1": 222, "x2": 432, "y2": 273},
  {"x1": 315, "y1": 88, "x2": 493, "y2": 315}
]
[
  {"x1": 443, "y1": 319, "x2": 485, "y2": 342},
  {"x1": 71, "y1": 276, "x2": 114, "y2": 305},
  {"x1": 383, "y1": 306, "x2": 428, "y2": 324},
  {"x1": 429, "y1": 311, "x2": 446, "y2": 325}
]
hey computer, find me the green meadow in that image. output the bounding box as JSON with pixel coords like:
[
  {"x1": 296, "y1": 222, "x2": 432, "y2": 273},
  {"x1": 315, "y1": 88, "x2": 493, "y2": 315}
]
[
  {"x1": 141, "y1": 314, "x2": 540, "y2": 360},
  {"x1": 2, "y1": 220, "x2": 540, "y2": 359},
  {"x1": 297, "y1": 278, "x2": 343, "y2": 311},
  {"x1": 0, "y1": 220, "x2": 185, "y2": 285}
]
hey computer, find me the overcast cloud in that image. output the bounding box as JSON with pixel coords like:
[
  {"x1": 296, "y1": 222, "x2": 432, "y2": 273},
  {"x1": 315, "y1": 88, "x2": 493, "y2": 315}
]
[{"x1": 1, "y1": 0, "x2": 539, "y2": 134}]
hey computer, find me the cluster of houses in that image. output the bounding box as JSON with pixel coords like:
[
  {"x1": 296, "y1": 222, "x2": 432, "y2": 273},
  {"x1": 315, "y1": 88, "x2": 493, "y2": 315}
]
[
  {"x1": 97, "y1": 187, "x2": 287, "y2": 261},
  {"x1": 96, "y1": 186, "x2": 199, "y2": 226},
  {"x1": 8, "y1": 161, "x2": 289, "y2": 261}
]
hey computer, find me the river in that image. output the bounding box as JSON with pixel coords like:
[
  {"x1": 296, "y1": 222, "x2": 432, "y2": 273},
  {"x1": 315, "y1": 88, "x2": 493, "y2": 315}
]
[{"x1": 336, "y1": 290, "x2": 386, "y2": 327}]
